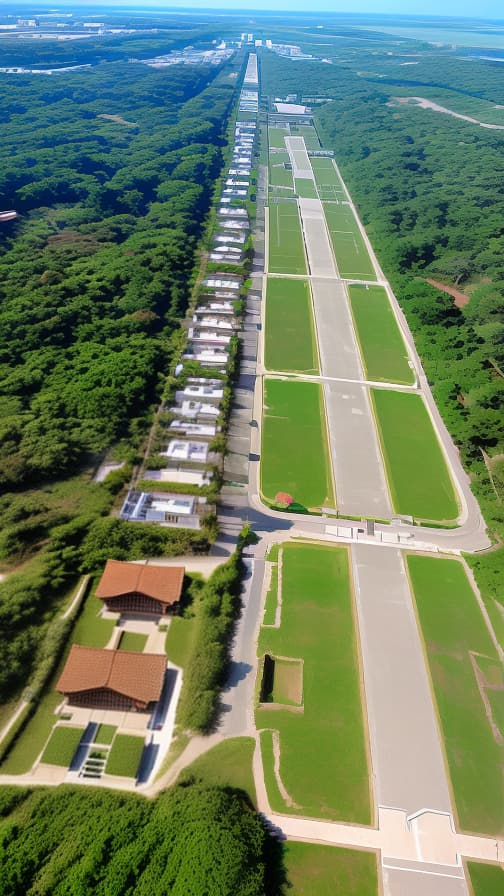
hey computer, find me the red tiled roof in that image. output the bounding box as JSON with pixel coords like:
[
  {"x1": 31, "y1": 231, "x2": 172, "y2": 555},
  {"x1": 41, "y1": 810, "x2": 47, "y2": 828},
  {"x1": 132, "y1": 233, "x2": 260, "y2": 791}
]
[
  {"x1": 95, "y1": 560, "x2": 184, "y2": 606},
  {"x1": 57, "y1": 645, "x2": 166, "y2": 705}
]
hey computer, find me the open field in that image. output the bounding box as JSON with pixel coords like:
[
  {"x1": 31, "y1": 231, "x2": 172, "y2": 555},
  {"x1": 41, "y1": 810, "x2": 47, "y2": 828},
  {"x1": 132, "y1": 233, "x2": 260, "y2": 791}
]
[
  {"x1": 179, "y1": 736, "x2": 256, "y2": 805},
  {"x1": 284, "y1": 842, "x2": 378, "y2": 896},
  {"x1": 165, "y1": 616, "x2": 196, "y2": 667},
  {"x1": 407, "y1": 555, "x2": 504, "y2": 836},
  {"x1": 118, "y1": 631, "x2": 148, "y2": 652},
  {"x1": 291, "y1": 125, "x2": 320, "y2": 150},
  {"x1": 268, "y1": 126, "x2": 288, "y2": 149},
  {"x1": 269, "y1": 149, "x2": 294, "y2": 189},
  {"x1": 295, "y1": 178, "x2": 318, "y2": 198},
  {"x1": 41, "y1": 726, "x2": 84, "y2": 767},
  {"x1": 256, "y1": 543, "x2": 371, "y2": 822},
  {"x1": 310, "y1": 157, "x2": 346, "y2": 200},
  {"x1": 261, "y1": 379, "x2": 334, "y2": 510},
  {"x1": 268, "y1": 201, "x2": 306, "y2": 274},
  {"x1": 264, "y1": 277, "x2": 318, "y2": 373},
  {"x1": 371, "y1": 389, "x2": 459, "y2": 521},
  {"x1": 467, "y1": 861, "x2": 504, "y2": 895},
  {"x1": 348, "y1": 284, "x2": 414, "y2": 385},
  {"x1": 323, "y1": 202, "x2": 376, "y2": 279},
  {"x1": 106, "y1": 734, "x2": 144, "y2": 778}
]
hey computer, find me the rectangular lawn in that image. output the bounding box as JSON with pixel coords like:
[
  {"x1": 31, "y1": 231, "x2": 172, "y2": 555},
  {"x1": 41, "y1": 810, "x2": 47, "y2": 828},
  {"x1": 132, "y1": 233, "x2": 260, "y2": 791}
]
[
  {"x1": 41, "y1": 726, "x2": 84, "y2": 767},
  {"x1": 261, "y1": 379, "x2": 334, "y2": 510},
  {"x1": 284, "y1": 842, "x2": 378, "y2": 896},
  {"x1": 268, "y1": 201, "x2": 306, "y2": 275},
  {"x1": 264, "y1": 277, "x2": 318, "y2": 373},
  {"x1": 256, "y1": 544, "x2": 371, "y2": 823},
  {"x1": 407, "y1": 555, "x2": 503, "y2": 836},
  {"x1": 295, "y1": 178, "x2": 318, "y2": 199},
  {"x1": 324, "y1": 202, "x2": 375, "y2": 279},
  {"x1": 268, "y1": 126, "x2": 288, "y2": 149},
  {"x1": 349, "y1": 284, "x2": 414, "y2": 385},
  {"x1": 371, "y1": 389, "x2": 459, "y2": 522},
  {"x1": 467, "y1": 862, "x2": 504, "y2": 896},
  {"x1": 118, "y1": 631, "x2": 148, "y2": 652},
  {"x1": 106, "y1": 734, "x2": 145, "y2": 778},
  {"x1": 310, "y1": 157, "x2": 346, "y2": 200},
  {"x1": 269, "y1": 151, "x2": 294, "y2": 189}
]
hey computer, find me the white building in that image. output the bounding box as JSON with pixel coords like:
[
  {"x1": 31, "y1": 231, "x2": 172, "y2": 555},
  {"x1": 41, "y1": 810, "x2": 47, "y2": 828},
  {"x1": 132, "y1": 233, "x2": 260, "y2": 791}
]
[{"x1": 163, "y1": 439, "x2": 209, "y2": 462}]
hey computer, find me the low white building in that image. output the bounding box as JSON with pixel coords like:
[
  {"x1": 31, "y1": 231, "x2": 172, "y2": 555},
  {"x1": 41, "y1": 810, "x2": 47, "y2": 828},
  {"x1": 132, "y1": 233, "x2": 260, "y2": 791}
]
[
  {"x1": 172, "y1": 400, "x2": 220, "y2": 419},
  {"x1": 162, "y1": 439, "x2": 209, "y2": 462},
  {"x1": 147, "y1": 468, "x2": 212, "y2": 487},
  {"x1": 169, "y1": 420, "x2": 217, "y2": 437},
  {"x1": 182, "y1": 347, "x2": 229, "y2": 367},
  {"x1": 120, "y1": 489, "x2": 206, "y2": 529},
  {"x1": 194, "y1": 316, "x2": 234, "y2": 330},
  {"x1": 195, "y1": 301, "x2": 235, "y2": 316},
  {"x1": 176, "y1": 381, "x2": 224, "y2": 404}
]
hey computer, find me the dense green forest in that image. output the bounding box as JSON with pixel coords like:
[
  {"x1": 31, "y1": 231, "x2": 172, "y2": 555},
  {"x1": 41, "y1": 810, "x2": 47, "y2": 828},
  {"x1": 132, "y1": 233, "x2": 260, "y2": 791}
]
[
  {"x1": 0, "y1": 51, "x2": 241, "y2": 702},
  {"x1": 0, "y1": 783, "x2": 281, "y2": 895}
]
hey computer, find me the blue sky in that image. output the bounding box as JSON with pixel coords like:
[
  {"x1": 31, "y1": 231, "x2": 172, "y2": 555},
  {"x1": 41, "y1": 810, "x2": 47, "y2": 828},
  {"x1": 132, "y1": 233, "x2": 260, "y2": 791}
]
[{"x1": 104, "y1": 1, "x2": 503, "y2": 17}]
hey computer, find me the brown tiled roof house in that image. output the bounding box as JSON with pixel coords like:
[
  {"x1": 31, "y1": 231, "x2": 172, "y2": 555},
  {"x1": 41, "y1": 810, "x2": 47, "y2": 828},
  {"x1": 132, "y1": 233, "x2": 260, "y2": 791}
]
[
  {"x1": 96, "y1": 560, "x2": 185, "y2": 616},
  {"x1": 57, "y1": 645, "x2": 166, "y2": 712}
]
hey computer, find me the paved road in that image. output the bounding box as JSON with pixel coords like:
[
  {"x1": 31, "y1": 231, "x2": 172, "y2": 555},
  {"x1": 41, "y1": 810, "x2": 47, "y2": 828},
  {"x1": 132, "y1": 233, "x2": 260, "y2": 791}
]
[
  {"x1": 352, "y1": 543, "x2": 452, "y2": 815},
  {"x1": 310, "y1": 278, "x2": 361, "y2": 379},
  {"x1": 298, "y1": 197, "x2": 337, "y2": 277}
]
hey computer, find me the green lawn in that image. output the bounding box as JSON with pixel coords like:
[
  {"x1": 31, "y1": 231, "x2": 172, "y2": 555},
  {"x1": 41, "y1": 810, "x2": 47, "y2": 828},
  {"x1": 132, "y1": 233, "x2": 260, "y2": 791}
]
[
  {"x1": 41, "y1": 726, "x2": 84, "y2": 767},
  {"x1": 323, "y1": 202, "x2": 375, "y2": 279},
  {"x1": 165, "y1": 616, "x2": 196, "y2": 667},
  {"x1": 348, "y1": 285, "x2": 414, "y2": 385},
  {"x1": 72, "y1": 586, "x2": 116, "y2": 649},
  {"x1": 94, "y1": 724, "x2": 116, "y2": 745},
  {"x1": 310, "y1": 157, "x2": 345, "y2": 200},
  {"x1": 179, "y1": 737, "x2": 257, "y2": 805},
  {"x1": 106, "y1": 734, "x2": 145, "y2": 778},
  {"x1": 264, "y1": 278, "x2": 318, "y2": 373},
  {"x1": 292, "y1": 126, "x2": 321, "y2": 150},
  {"x1": 284, "y1": 842, "x2": 378, "y2": 896},
  {"x1": 407, "y1": 555, "x2": 504, "y2": 836},
  {"x1": 118, "y1": 631, "x2": 148, "y2": 652},
  {"x1": 268, "y1": 126, "x2": 288, "y2": 149},
  {"x1": 371, "y1": 389, "x2": 459, "y2": 521},
  {"x1": 294, "y1": 178, "x2": 318, "y2": 199},
  {"x1": 269, "y1": 152, "x2": 294, "y2": 189},
  {"x1": 256, "y1": 543, "x2": 371, "y2": 822},
  {"x1": 261, "y1": 379, "x2": 334, "y2": 510},
  {"x1": 467, "y1": 861, "x2": 504, "y2": 895},
  {"x1": 263, "y1": 562, "x2": 278, "y2": 626},
  {"x1": 268, "y1": 201, "x2": 306, "y2": 275}
]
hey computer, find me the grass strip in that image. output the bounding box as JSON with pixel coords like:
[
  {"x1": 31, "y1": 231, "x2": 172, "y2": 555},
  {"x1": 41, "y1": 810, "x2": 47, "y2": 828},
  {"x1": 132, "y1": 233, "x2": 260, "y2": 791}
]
[
  {"x1": 467, "y1": 862, "x2": 504, "y2": 896},
  {"x1": 257, "y1": 543, "x2": 371, "y2": 822},
  {"x1": 284, "y1": 841, "x2": 378, "y2": 896},
  {"x1": 323, "y1": 202, "x2": 375, "y2": 279},
  {"x1": 262, "y1": 564, "x2": 278, "y2": 626},
  {"x1": 295, "y1": 178, "x2": 318, "y2": 199},
  {"x1": 259, "y1": 729, "x2": 288, "y2": 813},
  {"x1": 268, "y1": 201, "x2": 306, "y2": 275},
  {"x1": 41, "y1": 726, "x2": 84, "y2": 767},
  {"x1": 261, "y1": 379, "x2": 334, "y2": 510},
  {"x1": 179, "y1": 737, "x2": 257, "y2": 805},
  {"x1": 265, "y1": 277, "x2": 318, "y2": 373},
  {"x1": 371, "y1": 389, "x2": 459, "y2": 521},
  {"x1": 94, "y1": 724, "x2": 116, "y2": 745},
  {"x1": 117, "y1": 631, "x2": 148, "y2": 652},
  {"x1": 408, "y1": 555, "x2": 504, "y2": 836},
  {"x1": 106, "y1": 734, "x2": 145, "y2": 778},
  {"x1": 348, "y1": 284, "x2": 414, "y2": 385}
]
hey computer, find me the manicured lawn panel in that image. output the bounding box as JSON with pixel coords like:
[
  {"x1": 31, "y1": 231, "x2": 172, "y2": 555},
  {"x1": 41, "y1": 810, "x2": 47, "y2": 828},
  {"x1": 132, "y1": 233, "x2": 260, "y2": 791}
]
[
  {"x1": 259, "y1": 729, "x2": 288, "y2": 813},
  {"x1": 265, "y1": 277, "x2": 318, "y2": 373},
  {"x1": 257, "y1": 544, "x2": 371, "y2": 822},
  {"x1": 268, "y1": 201, "x2": 306, "y2": 275},
  {"x1": 371, "y1": 389, "x2": 459, "y2": 521},
  {"x1": 310, "y1": 157, "x2": 345, "y2": 192},
  {"x1": 269, "y1": 152, "x2": 294, "y2": 189},
  {"x1": 179, "y1": 737, "x2": 257, "y2": 805},
  {"x1": 349, "y1": 284, "x2": 414, "y2": 384},
  {"x1": 268, "y1": 126, "x2": 288, "y2": 149},
  {"x1": 72, "y1": 588, "x2": 116, "y2": 649},
  {"x1": 263, "y1": 563, "x2": 278, "y2": 626},
  {"x1": 165, "y1": 616, "x2": 196, "y2": 667},
  {"x1": 467, "y1": 861, "x2": 504, "y2": 896},
  {"x1": 408, "y1": 555, "x2": 504, "y2": 836},
  {"x1": 323, "y1": 202, "x2": 375, "y2": 279},
  {"x1": 284, "y1": 842, "x2": 379, "y2": 896},
  {"x1": 118, "y1": 631, "x2": 148, "y2": 652},
  {"x1": 106, "y1": 734, "x2": 145, "y2": 778},
  {"x1": 292, "y1": 126, "x2": 321, "y2": 150},
  {"x1": 41, "y1": 726, "x2": 84, "y2": 767},
  {"x1": 94, "y1": 724, "x2": 116, "y2": 745},
  {"x1": 261, "y1": 379, "x2": 333, "y2": 509},
  {"x1": 295, "y1": 178, "x2": 318, "y2": 198}
]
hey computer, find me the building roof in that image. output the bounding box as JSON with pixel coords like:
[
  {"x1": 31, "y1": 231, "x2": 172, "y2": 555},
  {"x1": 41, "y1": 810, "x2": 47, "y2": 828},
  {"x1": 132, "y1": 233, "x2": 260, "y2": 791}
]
[
  {"x1": 96, "y1": 559, "x2": 184, "y2": 606},
  {"x1": 57, "y1": 645, "x2": 166, "y2": 704}
]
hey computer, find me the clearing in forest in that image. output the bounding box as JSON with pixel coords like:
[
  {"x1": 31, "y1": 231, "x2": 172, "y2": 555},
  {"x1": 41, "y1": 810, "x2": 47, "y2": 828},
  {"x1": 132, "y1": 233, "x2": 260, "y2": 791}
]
[
  {"x1": 348, "y1": 284, "x2": 414, "y2": 385},
  {"x1": 408, "y1": 555, "x2": 504, "y2": 837},
  {"x1": 268, "y1": 201, "x2": 306, "y2": 274},
  {"x1": 256, "y1": 543, "x2": 371, "y2": 822},
  {"x1": 323, "y1": 202, "x2": 375, "y2": 280},
  {"x1": 264, "y1": 277, "x2": 318, "y2": 374},
  {"x1": 261, "y1": 378, "x2": 333, "y2": 510},
  {"x1": 371, "y1": 389, "x2": 459, "y2": 522}
]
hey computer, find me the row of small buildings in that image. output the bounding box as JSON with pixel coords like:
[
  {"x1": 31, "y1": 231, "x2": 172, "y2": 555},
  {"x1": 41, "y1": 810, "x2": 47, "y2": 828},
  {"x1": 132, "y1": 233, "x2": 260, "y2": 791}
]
[{"x1": 119, "y1": 56, "x2": 258, "y2": 533}]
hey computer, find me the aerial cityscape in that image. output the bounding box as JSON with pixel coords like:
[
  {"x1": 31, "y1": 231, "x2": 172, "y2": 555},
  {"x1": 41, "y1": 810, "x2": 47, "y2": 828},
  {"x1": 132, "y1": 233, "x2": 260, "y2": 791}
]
[{"x1": 0, "y1": 3, "x2": 502, "y2": 895}]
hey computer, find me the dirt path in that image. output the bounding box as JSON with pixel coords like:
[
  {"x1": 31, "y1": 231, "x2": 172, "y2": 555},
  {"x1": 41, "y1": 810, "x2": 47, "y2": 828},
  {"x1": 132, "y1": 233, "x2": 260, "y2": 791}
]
[
  {"x1": 394, "y1": 96, "x2": 504, "y2": 130},
  {"x1": 425, "y1": 278, "x2": 470, "y2": 308}
]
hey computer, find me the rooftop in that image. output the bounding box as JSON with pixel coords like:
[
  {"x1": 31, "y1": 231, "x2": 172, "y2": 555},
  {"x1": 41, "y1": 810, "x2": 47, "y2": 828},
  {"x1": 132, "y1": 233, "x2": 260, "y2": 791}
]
[
  {"x1": 57, "y1": 645, "x2": 166, "y2": 704},
  {"x1": 96, "y1": 559, "x2": 185, "y2": 606}
]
